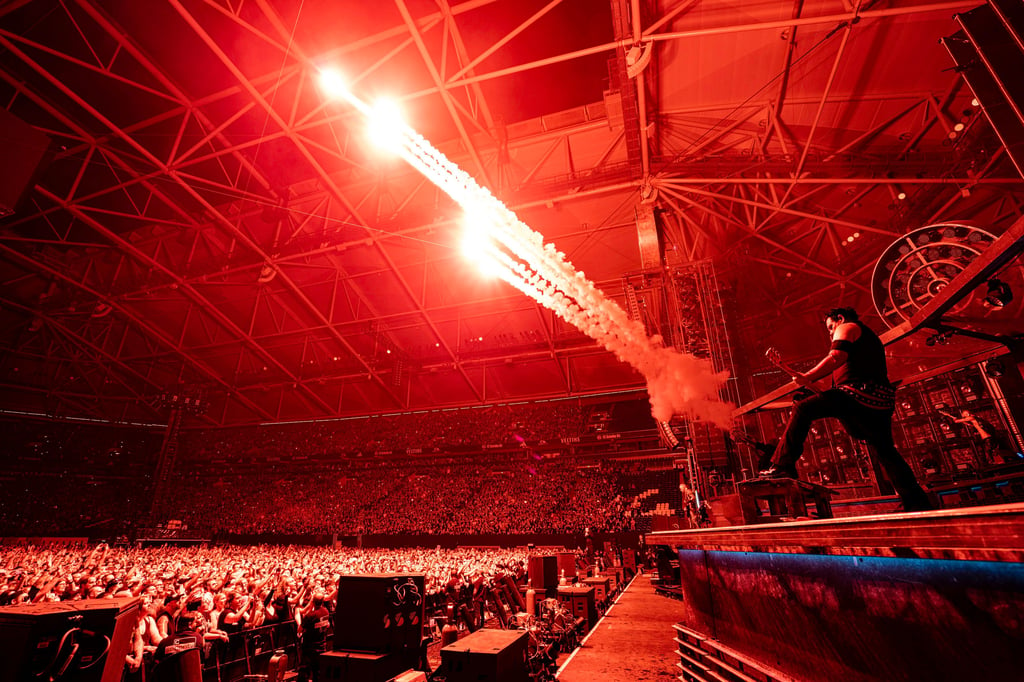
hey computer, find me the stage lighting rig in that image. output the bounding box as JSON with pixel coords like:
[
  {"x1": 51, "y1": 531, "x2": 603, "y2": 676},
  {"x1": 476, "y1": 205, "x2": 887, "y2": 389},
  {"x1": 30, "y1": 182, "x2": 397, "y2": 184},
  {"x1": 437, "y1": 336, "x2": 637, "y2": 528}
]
[
  {"x1": 155, "y1": 391, "x2": 209, "y2": 416},
  {"x1": 983, "y1": 278, "x2": 1013, "y2": 308}
]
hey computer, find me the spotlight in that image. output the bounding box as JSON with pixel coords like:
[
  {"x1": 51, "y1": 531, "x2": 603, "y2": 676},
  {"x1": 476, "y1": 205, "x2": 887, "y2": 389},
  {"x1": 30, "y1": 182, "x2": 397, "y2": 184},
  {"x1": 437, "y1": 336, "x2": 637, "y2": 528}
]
[{"x1": 983, "y1": 279, "x2": 1013, "y2": 308}]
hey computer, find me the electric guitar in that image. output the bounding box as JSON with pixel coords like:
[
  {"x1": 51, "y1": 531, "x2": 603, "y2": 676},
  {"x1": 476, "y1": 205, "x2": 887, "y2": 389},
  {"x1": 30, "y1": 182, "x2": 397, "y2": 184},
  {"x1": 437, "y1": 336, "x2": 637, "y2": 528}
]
[
  {"x1": 937, "y1": 408, "x2": 991, "y2": 439},
  {"x1": 765, "y1": 347, "x2": 820, "y2": 394}
]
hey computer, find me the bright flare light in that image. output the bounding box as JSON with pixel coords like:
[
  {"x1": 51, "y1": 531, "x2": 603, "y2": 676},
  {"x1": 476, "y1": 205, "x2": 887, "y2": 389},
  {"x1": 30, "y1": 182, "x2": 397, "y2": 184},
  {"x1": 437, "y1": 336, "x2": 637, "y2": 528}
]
[
  {"x1": 367, "y1": 99, "x2": 406, "y2": 152},
  {"x1": 318, "y1": 69, "x2": 348, "y2": 100},
  {"x1": 332, "y1": 80, "x2": 734, "y2": 427},
  {"x1": 460, "y1": 214, "x2": 502, "y2": 278}
]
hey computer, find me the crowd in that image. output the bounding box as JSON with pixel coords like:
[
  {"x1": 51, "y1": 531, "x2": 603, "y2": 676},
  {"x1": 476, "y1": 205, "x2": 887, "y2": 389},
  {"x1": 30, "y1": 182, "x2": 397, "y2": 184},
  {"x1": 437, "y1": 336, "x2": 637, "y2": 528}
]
[
  {"x1": 159, "y1": 455, "x2": 630, "y2": 536},
  {"x1": 0, "y1": 397, "x2": 675, "y2": 539},
  {"x1": 0, "y1": 542, "x2": 537, "y2": 675},
  {"x1": 0, "y1": 542, "x2": 533, "y2": 609},
  {"x1": 179, "y1": 400, "x2": 588, "y2": 463}
]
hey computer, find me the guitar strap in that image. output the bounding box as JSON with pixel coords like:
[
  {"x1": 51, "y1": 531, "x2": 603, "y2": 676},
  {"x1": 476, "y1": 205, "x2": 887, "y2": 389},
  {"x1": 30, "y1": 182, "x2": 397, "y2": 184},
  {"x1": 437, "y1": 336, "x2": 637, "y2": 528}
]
[{"x1": 838, "y1": 381, "x2": 895, "y2": 410}]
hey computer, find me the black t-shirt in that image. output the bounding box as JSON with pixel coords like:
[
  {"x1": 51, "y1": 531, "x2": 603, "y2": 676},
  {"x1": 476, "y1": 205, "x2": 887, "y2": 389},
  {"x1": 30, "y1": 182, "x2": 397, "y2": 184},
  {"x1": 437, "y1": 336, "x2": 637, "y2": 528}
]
[
  {"x1": 835, "y1": 321, "x2": 889, "y2": 387},
  {"x1": 302, "y1": 606, "x2": 331, "y2": 653},
  {"x1": 154, "y1": 628, "x2": 204, "y2": 663},
  {"x1": 218, "y1": 608, "x2": 246, "y2": 635},
  {"x1": 272, "y1": 595, "x2": 290, "y2": 622}
]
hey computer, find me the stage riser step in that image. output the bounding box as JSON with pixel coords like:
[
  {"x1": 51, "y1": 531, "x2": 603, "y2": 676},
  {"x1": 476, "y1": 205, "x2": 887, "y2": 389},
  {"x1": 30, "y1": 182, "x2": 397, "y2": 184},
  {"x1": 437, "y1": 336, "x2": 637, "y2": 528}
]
[{"x1": 674, "y1": 623, "x2": 791, "y2": 682}]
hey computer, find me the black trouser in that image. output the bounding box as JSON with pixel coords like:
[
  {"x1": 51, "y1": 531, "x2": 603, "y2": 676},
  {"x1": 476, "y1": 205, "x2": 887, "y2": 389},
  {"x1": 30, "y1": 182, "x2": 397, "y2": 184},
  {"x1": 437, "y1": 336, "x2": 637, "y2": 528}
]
[
  {"x1": 772, "y1": 388, "x2": 932, "y2": 510},
  {"x1": 298, "y1": 646, "x2": 322, "y2": 682}
]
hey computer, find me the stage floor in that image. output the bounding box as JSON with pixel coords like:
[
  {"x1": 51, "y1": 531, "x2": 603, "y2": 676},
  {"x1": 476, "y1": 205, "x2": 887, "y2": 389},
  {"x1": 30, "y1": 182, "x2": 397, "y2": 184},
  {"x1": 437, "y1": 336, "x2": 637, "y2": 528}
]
[{"x1": 556, "y1": 572, "x2": 680, "y2": 682}]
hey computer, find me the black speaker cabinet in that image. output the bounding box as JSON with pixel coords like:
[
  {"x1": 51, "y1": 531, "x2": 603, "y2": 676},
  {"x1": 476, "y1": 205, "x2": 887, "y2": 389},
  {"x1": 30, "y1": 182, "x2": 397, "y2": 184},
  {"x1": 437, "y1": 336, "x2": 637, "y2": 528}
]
[
  {"x1": 557, "y1": 586, "x2": 597, "y2": 632},
  {"x1": 440, "y1": 628, "x2": 528, "y2": 682},
  {"x1": 0, "y1": 596, "x2": 139, "y2": 682},
  {"x1": 0, "y1": 107, "x2": 52, "y2": 218},
  {"x1": 334, "y1": 573, "x2": 424, "y2": 659},
  {"x1": 556, "y1": 552, "x2": 578, "y2": 581},
  {"x1": 318, "y1": 650, "x2": 409, "y2": 682},
  {"x1": 600, "y1": 568, "x2": 621, "y2": 591},
  {"x1": 527, "y1": 555, "x2": 557, "y2": 591},
  {"x1": 583, "y1": 576, "x2": 609, "y2": 603}
]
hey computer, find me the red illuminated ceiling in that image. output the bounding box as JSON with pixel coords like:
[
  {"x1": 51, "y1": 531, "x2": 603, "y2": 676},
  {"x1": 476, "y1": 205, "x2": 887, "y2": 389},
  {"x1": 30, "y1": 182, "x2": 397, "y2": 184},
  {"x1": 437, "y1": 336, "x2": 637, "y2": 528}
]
[{"x1": 0, "y1": 0, "x2": 1021, "y2": 426}]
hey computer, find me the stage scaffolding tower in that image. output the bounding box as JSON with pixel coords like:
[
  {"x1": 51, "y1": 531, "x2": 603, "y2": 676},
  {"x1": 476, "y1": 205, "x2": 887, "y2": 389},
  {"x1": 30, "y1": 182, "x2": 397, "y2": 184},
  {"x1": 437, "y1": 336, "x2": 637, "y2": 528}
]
[{"x1": 622, "y1": 261, "x2": 743, "y2": 482}]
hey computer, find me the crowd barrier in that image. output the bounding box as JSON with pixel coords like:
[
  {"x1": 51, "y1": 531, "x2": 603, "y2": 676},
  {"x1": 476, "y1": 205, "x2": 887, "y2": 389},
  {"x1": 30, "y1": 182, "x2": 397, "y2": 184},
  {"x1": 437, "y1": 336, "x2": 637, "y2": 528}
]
[{"x1": 126, "y1": 620, "x2": 306, "y2": 682}]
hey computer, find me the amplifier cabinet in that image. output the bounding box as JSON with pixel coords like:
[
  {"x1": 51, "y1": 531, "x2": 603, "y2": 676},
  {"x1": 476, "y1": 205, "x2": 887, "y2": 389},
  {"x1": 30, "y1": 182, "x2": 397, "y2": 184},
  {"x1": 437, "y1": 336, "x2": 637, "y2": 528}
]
[
  {"x1": 0, "y1": 596, "x2": 139, "y2": 682},
  {"x1": 556, "y1": 586, "x2": 597, "y2": 632},
  {"x1": 582, "y1": 576, "x2": 609, "y2": 604},
  {"x1": 527, "y1": 556, "x2": 558, "y2": 591},
  {"x1": 334, "y1": 573, "x2": 424, "y2": 659}
]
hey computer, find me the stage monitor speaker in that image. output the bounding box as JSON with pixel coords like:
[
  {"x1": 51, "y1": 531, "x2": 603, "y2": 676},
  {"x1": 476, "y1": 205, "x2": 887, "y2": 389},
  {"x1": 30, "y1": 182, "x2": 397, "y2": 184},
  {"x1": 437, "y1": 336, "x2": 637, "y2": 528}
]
[
  {"x1": 0, "y1": 107, "x2": 52, "y2": 218},
  {"x1": 527, "y1": 555, "x2": 557, "y2": 590},
  {"x1": 0, "y1": 596, "x2": 139, "y2": 682},
  {"x1": 440, "y1": 628, "x2": 528, "y2": 682},
  {"x1": 318, "y1": 650, "x2": 409, "y2": 682},
  {"x1": 334, "y1": 573, "x2": 424, "y2": 659}
]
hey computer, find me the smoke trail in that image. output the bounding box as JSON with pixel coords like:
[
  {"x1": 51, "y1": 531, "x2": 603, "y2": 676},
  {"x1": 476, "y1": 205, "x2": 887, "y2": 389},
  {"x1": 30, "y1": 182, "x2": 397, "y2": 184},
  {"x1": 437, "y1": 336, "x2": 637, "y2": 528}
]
[
  {"x1": 485, "y1": 237, "x2": 733, "y2": 428},
  {"x1": 354, "y1": 95, "x2": 734, "y2": 428}
]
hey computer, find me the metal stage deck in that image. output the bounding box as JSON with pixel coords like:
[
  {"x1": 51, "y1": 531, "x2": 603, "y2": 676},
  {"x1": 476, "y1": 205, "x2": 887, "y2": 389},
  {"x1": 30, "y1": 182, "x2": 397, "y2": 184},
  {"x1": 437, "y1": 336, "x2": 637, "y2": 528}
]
[{"x1": 646, "y1": 503, "x2": 1024, "y2": 681}]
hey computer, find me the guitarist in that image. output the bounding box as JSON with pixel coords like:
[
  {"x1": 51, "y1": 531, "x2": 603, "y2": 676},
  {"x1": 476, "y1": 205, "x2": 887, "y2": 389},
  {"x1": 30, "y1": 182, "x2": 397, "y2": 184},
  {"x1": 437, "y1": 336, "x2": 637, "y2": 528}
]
[
  {"x1": 761, "y1": 307, "x2": 934, "y2": 512},
  {"x1": 937, "y1": 407, "x2": 1016, "y2": 464}
]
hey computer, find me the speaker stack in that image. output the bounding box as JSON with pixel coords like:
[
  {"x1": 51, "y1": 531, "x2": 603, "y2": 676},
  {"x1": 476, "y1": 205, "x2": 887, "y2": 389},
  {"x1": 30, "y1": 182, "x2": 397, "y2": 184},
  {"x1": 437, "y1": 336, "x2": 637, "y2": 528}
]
[
  {"x1": 622, "y1": 548, "x2": 637, "y2": 576},
  {"x1": 527, "y1": 555, "x2": 558, "y2": 596},
  {"x1": 943, "y1": 0, "x2": 1024, "y2": 178},
  {"x1": 556, "y1": 552, "x2": 578, "y2": 583},
  {"x1": 582, "y1": 575, "x2": 609, "y2": 605},
  {"x1": 324, "y1": 573, "x2": 424, "y2": 682},
  {"x1": 0, "y1": 596, "x2": 140, "y2": 682}
]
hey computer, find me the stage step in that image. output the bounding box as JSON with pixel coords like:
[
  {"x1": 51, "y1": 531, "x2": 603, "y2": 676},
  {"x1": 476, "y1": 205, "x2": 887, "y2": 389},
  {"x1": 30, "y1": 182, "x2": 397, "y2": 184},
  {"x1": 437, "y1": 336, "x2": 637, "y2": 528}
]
[{"x1": 673, "y1": 623, "x2": 793, "y2": 682}]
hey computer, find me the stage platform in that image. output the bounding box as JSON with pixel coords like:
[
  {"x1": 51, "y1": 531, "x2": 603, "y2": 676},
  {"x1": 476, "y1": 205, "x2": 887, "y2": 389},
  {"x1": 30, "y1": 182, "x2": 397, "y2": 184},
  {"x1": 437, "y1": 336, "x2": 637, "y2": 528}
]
[
  {"x1": 556, "y1": 572, "x2": 680, "y2": 682},
  {"x1": 645, "y1": 502, "x2": 1024, "y2": 682},
  {"x1": 648, "y1": 500, "x2": 1024, "y2": 562}
]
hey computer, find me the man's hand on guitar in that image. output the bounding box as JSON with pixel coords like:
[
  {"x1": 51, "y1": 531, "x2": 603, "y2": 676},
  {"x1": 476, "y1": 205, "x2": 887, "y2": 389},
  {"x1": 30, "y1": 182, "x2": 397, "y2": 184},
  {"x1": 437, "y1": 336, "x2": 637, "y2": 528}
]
[
  {"x1": 765, "y1": 347, "x2": 815, "y2": 390},
  {"x1": 764, "y1": 347, "x2": 785, "y2": 370}
]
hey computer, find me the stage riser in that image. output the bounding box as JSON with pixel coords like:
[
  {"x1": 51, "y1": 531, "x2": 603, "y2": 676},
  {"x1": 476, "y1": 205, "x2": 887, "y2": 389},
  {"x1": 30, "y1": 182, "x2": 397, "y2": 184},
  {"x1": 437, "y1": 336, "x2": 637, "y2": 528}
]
[{"x1": 675, "y1": 548, "x2": 1024, "y2": 682}]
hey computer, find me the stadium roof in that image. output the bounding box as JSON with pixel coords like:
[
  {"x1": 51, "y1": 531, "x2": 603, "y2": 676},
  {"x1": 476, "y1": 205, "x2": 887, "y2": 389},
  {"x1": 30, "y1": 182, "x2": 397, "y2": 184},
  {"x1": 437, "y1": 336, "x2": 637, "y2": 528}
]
[{"x1": 1, "y1": 0, "x2": 1022, "y2": 427}]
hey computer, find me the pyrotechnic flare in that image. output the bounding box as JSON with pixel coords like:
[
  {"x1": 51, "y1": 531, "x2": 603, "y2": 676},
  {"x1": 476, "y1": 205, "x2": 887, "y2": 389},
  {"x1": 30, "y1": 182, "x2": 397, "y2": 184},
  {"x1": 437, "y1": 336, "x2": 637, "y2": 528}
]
[{"x1": 323, "y1": 74, "x2": 733, "y2": 428}]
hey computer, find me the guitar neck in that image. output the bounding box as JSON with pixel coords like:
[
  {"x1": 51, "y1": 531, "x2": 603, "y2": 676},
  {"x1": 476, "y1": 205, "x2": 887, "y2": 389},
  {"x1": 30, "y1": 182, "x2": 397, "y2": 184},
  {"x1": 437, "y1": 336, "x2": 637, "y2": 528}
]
[{"x1": 770, "y1": 358, "x2": 798, "y2": 376}]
